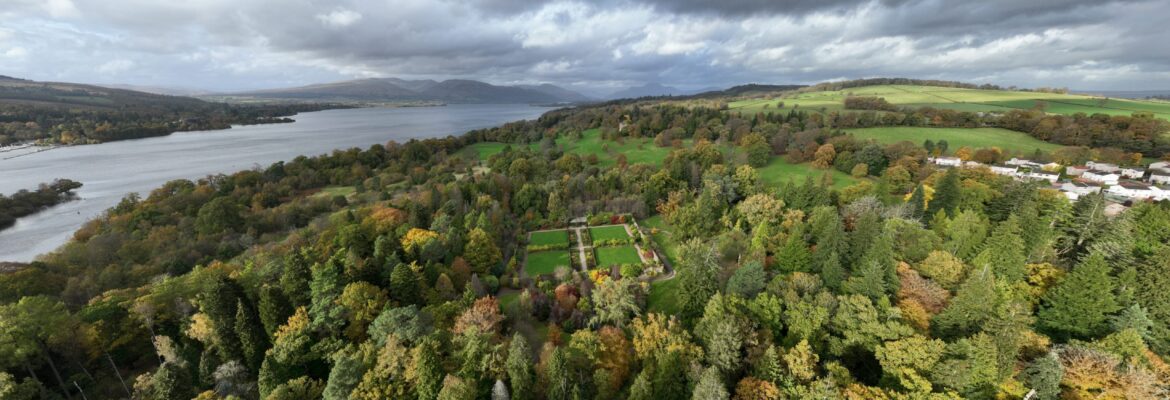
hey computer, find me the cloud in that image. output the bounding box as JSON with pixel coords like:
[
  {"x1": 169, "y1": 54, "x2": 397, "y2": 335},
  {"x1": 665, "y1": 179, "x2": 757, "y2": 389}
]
[
  {"x1": 0, "y1": 0, "x2": 1166, "y2": 91},
  {"x1": 316, "y1": 9, "x2": 363, "y2": 28}
]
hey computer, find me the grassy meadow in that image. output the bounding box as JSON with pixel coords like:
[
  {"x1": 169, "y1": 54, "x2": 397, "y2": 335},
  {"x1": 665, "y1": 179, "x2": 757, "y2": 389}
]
[
  {"x1": 728, "y1": 84, "x2": 1170, "y2": 121},
  {"x1": 529, "y1": 230, "x2": 571, "y2": 246},
  {"x1": 595, "y1": 245, "x2": 642, "y2": 267},
  {"x1": 845, "y1": 127, "x2": 1062, "y2": 153}
]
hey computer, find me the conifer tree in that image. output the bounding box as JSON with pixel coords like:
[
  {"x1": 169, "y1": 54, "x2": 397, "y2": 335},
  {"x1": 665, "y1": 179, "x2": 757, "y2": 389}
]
[
  {"x1": 412, "y1": 338, "x2": 444, "y2": 400},
  {"x1": 235, "y1": 299, "x2": 269, "y2": 372},
  {"x1": 907, "y1": 184, "x2": 926, "y2": 220},
  {"x1": 1038, "y1": 253, "x2": 1120, "y2": 340},
  {"x1": 281, "y1": 249, "x2": 313, "y2": 307},
  {"x1": 971, "y1": 217, "x2": 1027, "y2": 283},
  {"x1": 309, "y1": 252, "x2": 347, "y2": 334},
  {"x1": 505, "y1": 334, "x2": 533, "y2": 400},
  {"x1": 933, "y1": 267, "x2": 999, "y2": 339},
  {"x1": 691, "y1": 367, "x2": 729, "y2": 400},
  {"x1": 258, "y1": 285, "x2": 293, "y2": 339},
  {"x1": 926, "y1": 168, "x2": 960, "y2": 219},
  {"x1": 775, "y1": 226, "x2": 812, "y2": 274},
  {"x1": 465, "y1": 228, "x2": 502, "y2": 274},
  {"x1": 390, "y1": 263, "x2": 421, "y2": 306}
]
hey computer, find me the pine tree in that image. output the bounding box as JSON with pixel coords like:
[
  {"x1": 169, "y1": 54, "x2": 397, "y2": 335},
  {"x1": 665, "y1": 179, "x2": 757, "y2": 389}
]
[
  {"x1": 390, "y1": 263, "x2": 421, "y2": 305},
  {"x1": 753, "y1": 345, "x2": 784, "y2": 386},
  {"x1": 234, "y1": 299, "x2": 269, "y2": 372},
  {"x1": 152, "y1": 362, "x2": 195, "y2": 400},
  {"x1": 412, "y1": 338, "x2": 444, "y2": 400},
  {"x1": 859, "y1": 229, "x2": 898, "y2": 293},
  {"x1": 848, "y1": 211, "x2": 882, "y2": 268},
  {"x1": 1038, "y1": 252, "x2": 1120, "y2": 340},
  {"x1": 323, "y1": 347, "x2": 372, "y2": 400},
  {"x1": 200, "y1": 275, "x2": 245, "y2": 362},
  {"x1": 505, "y1": 334, "x2": 533, "y2": 400},
  {"x1": 258, "y1": 285, "x2": 293, "y2": 339},
  {"x1": 907, "y1": 184, "x2": 926, "y2": 220},
  {"x1": 932, "y1": 266, "x2": 999, "y2": 339},
  {"x1": 309, "y1": 252, "x2": 347, "y2": 334},
  {"x1": 820, "y1": 251, "x2": 846, "y2": 292},
  {"x1": 1020, "y1": 352, "x2": 1062, "y2": 400},
  {"x1": 971, "y1": 216, "x2": 1027, "y2": 283},
  {"x1": 677, "y1": 239, "x2": 720, "y2": 322},
  {"x1": 844, "y1": 259, "x2": 889, "y2": 302},
  {"x1": 776, "y1": 228, "x2": 812, "y2": 274},
  {"x1": 281, "y1": 249, "x2": 313, "y2": 307},
  {"x1": 926, "y1": 168, "x2": 960, "y2": 219}
]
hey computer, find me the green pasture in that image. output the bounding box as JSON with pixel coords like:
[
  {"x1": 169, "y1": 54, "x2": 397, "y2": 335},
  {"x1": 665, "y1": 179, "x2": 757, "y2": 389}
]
[
  {"x1": 845, "y1": 127, "x2": 1062, "y2": 153},
  {"x1": 757, "y1": 157, "x2": 858, "y2": 190}
]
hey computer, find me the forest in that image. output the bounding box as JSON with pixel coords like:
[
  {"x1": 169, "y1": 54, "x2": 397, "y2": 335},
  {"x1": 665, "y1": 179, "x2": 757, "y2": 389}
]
[
  {"x1": 0, "y1": 179, "x2": 83, "y2": 231},
  {"x1": 2, "y1": 91, "x2": 1170, "y2": 400}
]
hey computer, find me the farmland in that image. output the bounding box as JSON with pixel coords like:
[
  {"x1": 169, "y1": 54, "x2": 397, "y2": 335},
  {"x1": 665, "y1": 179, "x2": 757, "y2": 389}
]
[
  {"x1": 845, "y1": 127, "x2": 1063, "y2": 153},
  {"x1": 728, "y1": 84, "x2": 1170, "y2": 121}
]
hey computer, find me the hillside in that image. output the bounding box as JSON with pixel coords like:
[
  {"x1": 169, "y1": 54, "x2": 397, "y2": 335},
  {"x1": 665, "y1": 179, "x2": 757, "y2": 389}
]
[
  {"x1": 729, "y1": 84, "x2": 1170, "y2": 120},
  {"x1": 0, "y1": 76, "x2": 344, "y2": 145},
  {"x1": 226, "y1": 78, "x2": 591, "y2": 104}
]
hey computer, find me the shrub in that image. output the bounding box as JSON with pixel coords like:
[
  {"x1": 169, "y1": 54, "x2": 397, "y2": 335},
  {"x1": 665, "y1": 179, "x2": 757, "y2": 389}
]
[{"x1": 620, "y1": 263, "x2": 644, "y2": 279}]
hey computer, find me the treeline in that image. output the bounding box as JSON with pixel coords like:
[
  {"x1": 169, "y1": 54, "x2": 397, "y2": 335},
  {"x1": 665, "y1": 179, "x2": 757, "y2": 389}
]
[
  {"x1": 0, "y1": 179, "x2": 82, "y2": 230},
  {"x1": 801, "y1": 78, "x2": 1005, "y2": 93},
  {"x1": 0, "y1": 102, "x2": 348, "y2": 145},
  {"x1": 843, "y1": 96, "x2": 897, "y2": 111}
]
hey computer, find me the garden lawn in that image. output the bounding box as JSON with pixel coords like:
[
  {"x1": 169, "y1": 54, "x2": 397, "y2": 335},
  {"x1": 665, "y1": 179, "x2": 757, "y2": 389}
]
[
  {"x1": 525, "y1": 251, "x2": 572, "y2": 276},
  {"x1": 461, "y1": 142, "x2": 512, "y2": 160},
  {"x1": 595, "y1": 245, "x2": 642, "y2": 267},
  {"x1": 844, "y1": 127, "x2": 1062, "y2": 153},
  {"x1": 757, "y1": 157, "x2": 858, "y2": 190},
  {"x1": 648, "y1": 277, "x2": 681, "y2": 315},
  {"x1": 640, "y1": 215, "x2": 680, "y2": 265},
  {"x1": 589, "y1": 225, "x2": 631, "y2": 241},
  {"x1": 529, "y1": 230, "x2": 570, "y2": 246}
]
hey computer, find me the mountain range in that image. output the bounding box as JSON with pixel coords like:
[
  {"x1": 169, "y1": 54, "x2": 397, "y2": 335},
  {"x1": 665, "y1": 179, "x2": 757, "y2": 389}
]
[{"x1": 223, "y1": 78, "x2": 593, "y2": 104}]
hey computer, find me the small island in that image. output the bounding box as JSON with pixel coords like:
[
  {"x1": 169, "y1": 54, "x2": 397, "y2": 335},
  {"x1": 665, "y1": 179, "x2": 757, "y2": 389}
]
[{"x1": 0, "y1": 179, "x2": 83, "y2": 231}]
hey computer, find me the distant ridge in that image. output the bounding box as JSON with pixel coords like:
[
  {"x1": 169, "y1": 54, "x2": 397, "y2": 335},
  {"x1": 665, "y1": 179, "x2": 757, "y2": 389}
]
[{"x1": 226, "y1": 78, "x2": 591, "y2": 104}]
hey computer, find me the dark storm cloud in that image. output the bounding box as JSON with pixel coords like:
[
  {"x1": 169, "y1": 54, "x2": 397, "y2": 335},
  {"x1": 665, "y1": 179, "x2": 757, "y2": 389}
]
[{"x1": 0, "y1": 0, "x2": 1167, "y2": 92}]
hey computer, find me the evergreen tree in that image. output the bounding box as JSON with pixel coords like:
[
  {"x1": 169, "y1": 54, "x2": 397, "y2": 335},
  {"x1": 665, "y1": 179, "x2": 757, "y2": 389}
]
[
  {"x1": 907, "y1": 184, "x2": 926, "y2": 220},
  {"x1": 152, "y1": 362, "x2": 195, "y2": 400},
  {"x1": 323, "y1": 347, "x2": 371, "y2": 400},
  {"x1": 259, "y1": 285, "x2": 293, "y2": 339},
  {"x1": 847, "y1": 211, "x2": 882, "y2": 268},
  {"x1": 281, "y1": 249, "x2": 313, "y2": 307},
  {"x1": 677, "y1": 239, "x2": 720, "y2": 322},
  {"x1": 1020, "y1": 352, "x2": 1062, "y2": 400},
  {"x1": 942, "y1": 209, "x2": 990, "y2": 262},
  {"x1": 971, "y1": 217, "x2": 1027, "y2": 283},
  {"x1": 1038, "y1": 253, "x2": 1120, "y2": 340},
  {"x1": 390, "y1": 263, "x2": 421, "y2": 306},
  {"x1": 412, "y1": 338, "x2": 444, "y2": 400},
  {"x1": 859, "y1": 229, "x2": 898, "y2": 294},
  {"x1": 753, "y1": 345, "x2": 784, "y2": 386},
  {"x1": 775, "y1": 225, "x2": 812, "y2": 274},
  {"x1": 932, "y1": 267, "x2": 999, "y2": 339},
  {"x1": 235, "y1": 299, "x2": 269, "y2": 372},
  {"x1": 200, "y1": 275, "x2": 245, "y2": 362},
  {"x1": 820, "y1": 251, "x2": 846, "y2": 292},
  {"x1": 505, "y1": 334, "x2": 533, "y2": 400},
  {"x1": 309, "y1": 252, "x2": 348, "y2": 334},
  {"x1": 926, "y1": 168, "x2": 960, "y2": 219}
]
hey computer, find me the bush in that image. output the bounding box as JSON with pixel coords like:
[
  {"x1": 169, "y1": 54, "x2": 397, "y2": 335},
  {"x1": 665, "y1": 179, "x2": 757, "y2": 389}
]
[
  {"x1": 620, "y1": 263, "x2": 644, "y2": 279},
  {"x1": 527, "y1": 243, "x2": 569, "y2": 252},
  {"x1": 594, "y1": 238, "x2": 633, "y2": 247},
  {"x1": 482, "y1": 275, "x2": 500, "y2": 294}
]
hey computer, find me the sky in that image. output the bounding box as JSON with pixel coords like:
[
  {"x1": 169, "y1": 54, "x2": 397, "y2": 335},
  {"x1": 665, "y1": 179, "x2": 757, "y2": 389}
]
[{"x1": 2, "y1": 0, "x2": 1169, "y2": 94}]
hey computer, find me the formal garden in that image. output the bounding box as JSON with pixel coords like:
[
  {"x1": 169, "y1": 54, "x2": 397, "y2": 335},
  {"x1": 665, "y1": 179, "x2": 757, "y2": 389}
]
[{"x1": 523, "y1": 213, "x2": 665, "y2": 281}]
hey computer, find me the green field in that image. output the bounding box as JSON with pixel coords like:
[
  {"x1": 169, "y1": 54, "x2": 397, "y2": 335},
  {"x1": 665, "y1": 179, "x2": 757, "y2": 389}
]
[
  {"x1": 529, "y1": 230, "x2": 571, "y2": 246},
  {"x1": 553, "y1": 128, "x2": 677, "y2": 167},
  {"x1": 461, "y1": 142, "x2": 513, "y2": 160},
  {"x1": 525, "y1": 251, "x2": 572, "y2": 276},
  {"x1": 595, "y1": 245, "x2": 642, "y2": 266},
  {"x1": 845, "y1": 127, "x2": 1062, "y2": 153},
  {"x1": 757, "y1": 157, "x2": 858, "y2": 190},
  {"x1": 640, "y1": 215, "x2": 680, "y2": 265},
  {"x1": 728, "y1": 84, "x2": 1170, "y2": 121},
  {"x1": 648, "y1": 277, "x2": 680, "y2": 315},
  {"x1": 589, "y1": 225, "x2": 630, "y2": 241}
]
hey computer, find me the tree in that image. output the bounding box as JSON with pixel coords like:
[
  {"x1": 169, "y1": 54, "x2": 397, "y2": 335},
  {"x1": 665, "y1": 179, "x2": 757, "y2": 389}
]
[
  {"x1": 465, "y1": 228, "x2": 502, "y2": 274},
  {"x1": 410, "y1": 338, "x2": 444, "y2": 400},
  {"x1": 1020, "y1": 352, "x2": 1062, "y2": 400},
  {"x1": 811, "y1": 143, "x2": 836, "y2": 169},
  {"x1": 906, "y1": 184, "x2": 926, "y2": 220},
  {"x1": 742, "y1": 133, "x2": 772, "y2": 167},
  {"x1": 932, "y1": 267, "x2": 998, "y2": 339},
  {"x1": 196, "y1": 196, "x2": 243, "y2": 235},
  {"x1": 505, "y1": 334, "x2": 533, "y2": 400},
  {"x1": 259, "y1": 285, "x2": 294, "y2": 338},
  {"x1": 733, "y1": 377, "x2": 780, "y2": 400},
  {"x1": 390, "y1": 263, "x2": 422, "y2": 306},
  {"x1": 235, "y1": 299, "x2": 270, "y2": 372},
  {"x1": 677, "y1": 239, "x2": 721, "y2": 321},
  {"x1": 436, "y1": 375, "x2": 475, "y2": 400},
  {"x1": 200, "y1": 275, "x2": 246, "y2": 362},
  {"x1": 0, "y1": 296, "x2": 78, "y2": 398},
  {"x1": 727, "y1": 261, "x2": 766, "y2": 298},
  {"x1": 927, "y1": 168, "x2": 960, "y2": 218},
  {"x1": 971, "y1": 217, "x2": 1027, "y2": 283},
  {"x1": 281, "y1": 250, "x2": 313, "y2": 307},
  {"x1": 152, "y1": 361, "x2": 196, "y2": 400},
  {"x1": 1038, "y1": 252, "x2": 1120, "y2": 340},
  {"x1": 775, "y1": 226, "x2": 812, "y2": 274},
  {"x1": 915, "y1": 250, "x2": 967, "y2": 290},
  {"x1": 692, "y1": 368, "x2": 730, "y2": 400},
  {"x1": 266, "y1": 376, "x2": 325, "y2": 400},
  {"x1": 337, "y1": 282, "x2": 390, "y2": 342},
  {"x1": 323, "y1": 347, "x2": 372, "y2": 400},
  {"x1": 309, "y1": 253, "x2": 347, "y2": 333},
  {"x1": 874, "y1": 335, "x2": 945, "y2": 393},
  {"x1": 591, "y1": 278, "x2": 642, "y2": 328}
]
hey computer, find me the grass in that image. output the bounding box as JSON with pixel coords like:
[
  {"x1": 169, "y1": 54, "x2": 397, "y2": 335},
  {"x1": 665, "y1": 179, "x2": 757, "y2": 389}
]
[
  {"x1": 525, "y1": 251, "x2": 572, "y2": 276},
  {"x1": 648, "y1": 277, "x2": 681, "y2": 315},
  {"x1": 595, "y1": 245, "x2": 642, "y2": 266},
  {"x1": 757, "y1": 157, "x2": 858, "y2": 190},
  {"x1": 845, "y1": 127, "x2": 1062, "y2": 153},
  {"x1": 499, "y1": 290, "x2": 520, "y2": 310},
  {"x1": 314, "y1": 186, "x2": 355, "y2": 198},
  {"x1": 727, "y1": 84, "x2": 1170, "y2": 121},
  {"x1": 640, "y1": 215, "x2": 680, "y2": 265},
  {"x1": 529, "y1": 230, "x2": 570, "y2": 246},
  {"x1": 550, "y1": 128, "x2": 676, "y2": 167},
  {"x1": 589, "y1": 225, "x2": 630, "y2": 241}
]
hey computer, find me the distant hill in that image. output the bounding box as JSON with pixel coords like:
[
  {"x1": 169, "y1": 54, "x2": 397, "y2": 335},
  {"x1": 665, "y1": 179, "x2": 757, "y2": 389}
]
[
  {"x1": 97, "y1": 83, "x2": 213, "y2": 97},
  {"x1": 226, "y1": 78, "x2": 590, "y2": 104}
]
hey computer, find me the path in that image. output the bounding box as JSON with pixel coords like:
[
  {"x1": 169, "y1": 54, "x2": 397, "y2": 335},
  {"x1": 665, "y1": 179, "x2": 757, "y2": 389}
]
[{"x1": 571, "y1": 226, "x2": 590, "y2": 272}]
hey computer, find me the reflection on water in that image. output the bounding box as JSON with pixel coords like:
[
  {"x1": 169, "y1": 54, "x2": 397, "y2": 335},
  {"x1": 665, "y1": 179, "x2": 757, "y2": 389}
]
[{"x1": 0, "y1": 104, "x2": 548, "y2": 261}]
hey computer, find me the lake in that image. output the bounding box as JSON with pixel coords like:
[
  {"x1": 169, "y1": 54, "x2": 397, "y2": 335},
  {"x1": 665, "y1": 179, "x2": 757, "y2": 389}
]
[{"x1": 0, "y1": 104, "x2": 549, "y2": 261}]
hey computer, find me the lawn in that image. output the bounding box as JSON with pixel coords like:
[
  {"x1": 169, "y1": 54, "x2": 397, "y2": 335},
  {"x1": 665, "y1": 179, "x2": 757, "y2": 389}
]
[
  {"x1": 547, "y1": 128, "x2": 677, "y2": 167},
  {"x1": 640, "y1": 215, "x2": 680, "y2": 266},
  {"x1": 648, "y1": 277, "x2": 680, "y2": 315},
  {"x1": 844, "y1": 127, "x2": 1062, "y2": 153},
  {"x1": 529, "y1": 230, "x2": 571, "y2": 246},
  {"x1": 461, "y1": 142, "x2": 513, "y2": 160},
  {"x1": 595, "y1": 245, "x2": 642, "y2": 266},
  {"x1": 525, "y1": 251, "x2": 572, "y2": 276},
  {"x1": 757, "y1": 157, "x2": 859, "y2": 190},
  {"x1": 589, "y1": 225, "x2": 631, "y2": 241}
]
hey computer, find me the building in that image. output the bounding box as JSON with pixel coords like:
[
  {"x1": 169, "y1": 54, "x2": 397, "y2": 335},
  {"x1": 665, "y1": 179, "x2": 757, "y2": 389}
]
[
  {"x1": 990, "y1": 164, "x2": 1018, "y2": 176},
  {"x1": 1150, "y1": 171, "x2": 1170, "y2": 185},
  {"x1": 1082, "y1": 170, "x2": 1120, "y2": 185},
  {"x1": 1148, "y1": 161, "x2": 1170, "y2": 172},
  {"x1": 1060, "y1": 181, "x2": 1103, "y2": 201},
  {"x1": 1120, "y1": 167, "x2": 1145, "y2": 179},
  {"x1": 929, "y1": 156, "x2": 962, "y2": 167},
  {"x1": 1155, "y1": 186, "x2": 1170, "y2": 201},
  {"x1": 1020, "y1": 169, "x2": 1060, "y2": 183},
  {"x1": 1104, "y1": 203, "x2": 1128, "y2": 217},
  {"x1": 1006, "y1": 158, "x2": 1042, "y2": 168},
  {"x1": 1065, "y1": 165, "x2": 1089, "y2": 176},
  {"x1": 1041, "y1": 162, "x2": 1062, "y2": 171},
  {"x1": 1106, "y1": 181, "x2": 1159, "y2": 200},
  {"x1": 1086, "y1": 161, "x2": 1120, "y2": 172}
]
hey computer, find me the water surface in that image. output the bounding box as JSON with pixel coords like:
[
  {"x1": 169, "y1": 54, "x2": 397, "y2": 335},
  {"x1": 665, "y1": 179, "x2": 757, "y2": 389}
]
[{"x1": 0, "y1": 104, "x2": 548, "y2": 261}]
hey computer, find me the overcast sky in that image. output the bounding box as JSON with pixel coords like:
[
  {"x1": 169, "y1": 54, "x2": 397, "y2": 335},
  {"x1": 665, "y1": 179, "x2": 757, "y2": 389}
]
[{"x1": 2, "y1": 0, "x2": 1169, "y2": 93}]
